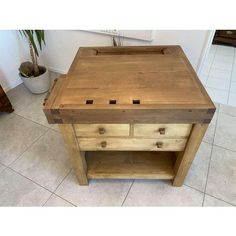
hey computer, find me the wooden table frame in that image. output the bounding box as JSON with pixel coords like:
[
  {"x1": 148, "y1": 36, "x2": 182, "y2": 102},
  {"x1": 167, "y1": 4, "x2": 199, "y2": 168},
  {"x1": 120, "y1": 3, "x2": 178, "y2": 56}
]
[
  {"x1": 44, "y1": 46, "x2": 215, "y2": 187},
  {"x1": 59, "y1": 123, "x2": 208, "y2": 186}
]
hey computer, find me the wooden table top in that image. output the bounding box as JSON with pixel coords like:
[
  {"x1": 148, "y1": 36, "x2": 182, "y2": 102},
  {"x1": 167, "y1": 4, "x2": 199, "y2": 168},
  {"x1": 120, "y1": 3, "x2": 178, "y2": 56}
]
[{"x1": 44, "y1": 46, "x2": 215, "y2": 124}]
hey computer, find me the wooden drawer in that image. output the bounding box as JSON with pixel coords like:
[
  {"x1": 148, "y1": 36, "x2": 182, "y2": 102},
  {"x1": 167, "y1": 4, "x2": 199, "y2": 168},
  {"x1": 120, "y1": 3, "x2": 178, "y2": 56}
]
[
  {"x1": 78, "y1": 138, "x2": 187, "y2": 151},
  {"x1": 74, "y1": 124, "x2": 130, "y2": 137},
  {"x1": 133, "y1": 124, "x2": 192, "y2": 138}
]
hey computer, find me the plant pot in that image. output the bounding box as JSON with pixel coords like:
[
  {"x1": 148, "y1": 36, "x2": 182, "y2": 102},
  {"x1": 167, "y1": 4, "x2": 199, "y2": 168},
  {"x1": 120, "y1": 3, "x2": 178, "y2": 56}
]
[{"x1": 19, "y1": 67, "x2": 50, "y2": 94}]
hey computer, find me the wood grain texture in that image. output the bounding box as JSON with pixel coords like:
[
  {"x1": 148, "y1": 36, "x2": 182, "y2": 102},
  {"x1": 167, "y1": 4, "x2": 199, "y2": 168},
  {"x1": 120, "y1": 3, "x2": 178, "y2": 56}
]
[
  {"x1": 74, "y1": 124, "x2": 130, "y2": 137},
  {"x1": 59, "y1": 124, "x2": 88, "y2": 185},
  {"x1": 86, "y1": 151, "x2": 176, "y2": 179},
  {"x1": 173, "y1": 124, "x2": 208, "y2": 186},
  {"x1": 78, "y1": 137, "x2": 187, "y2": 151},
  {"x1": 43, "y1": 46, "x2": 215, "y2": 124},
  {"x1": 43, "y1": 46, "x2": 215, "y2": 186},
  {"x1": 133, "y1": 124, "x2": 192, "y2": 138}
]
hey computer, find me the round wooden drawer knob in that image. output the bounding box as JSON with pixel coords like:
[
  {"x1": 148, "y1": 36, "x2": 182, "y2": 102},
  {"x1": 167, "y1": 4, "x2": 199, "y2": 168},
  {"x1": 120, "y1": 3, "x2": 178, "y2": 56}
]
[
  {"x1": 101, "y1": 141, "x2": 107, "y2": 148},
  {"x1": 158, "y1": 128, "x2": 165, "y2": 135},
  {"x1": 98, "y1": 127, "x2": 106, "y2": 135},
  {"x1": 156, "y1": 142, "x2": 163, "y2": 148}
]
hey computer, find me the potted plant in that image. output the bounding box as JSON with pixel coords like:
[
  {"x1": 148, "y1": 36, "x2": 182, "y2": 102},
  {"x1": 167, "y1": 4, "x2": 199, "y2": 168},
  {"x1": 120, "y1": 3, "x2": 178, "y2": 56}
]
[{"x1": 18, "y1": 30, "x2": 50, "y2": 94}]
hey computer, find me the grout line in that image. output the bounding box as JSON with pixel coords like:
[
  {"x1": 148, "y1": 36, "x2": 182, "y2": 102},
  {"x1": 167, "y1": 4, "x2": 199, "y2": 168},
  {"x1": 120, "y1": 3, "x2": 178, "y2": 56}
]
[
  {"x1": 183, "y1": 184, "x2": 204, "y2": 194},
  {"x1": 53, "y1": 169, "x2": 72, "y2": 193},
  {"x1": 14, "y1": 108, "x2": 61, "y2": 133},
  {"x1": 202, "y1": 139, "x2": 213, "y2": 146},
  {"x1": 42, "y1": 169, "x2": 76, "y2": 207},
  {"x1": 206, "y1": 66, "x2": 234, "y2": 72},
  {"x1": 15, "y1": 113, "x2": 51, "y2": 129},
  {"x1": 6, "y1": 166, "x2": 54, "y2": 193},
  {"x1": 204, "y1": 193, "x2": 235, "y2": 206},
  {"x1": 8, "y1": 163, "x2": 75, "y2": 207},
  {"x1": 205, "y1": 45, "x2": 217, "y2": 86},
  {"x1": 212, "y1": 143, "x2": 236, "y2": 153},
  {"x1": 6, "y1": 166, "x2": 77, "y2": 207},
  {"x1": 42, "y1": 169, "x2": 72, "y2": 206},
  {"x1": 227, "y1": 47, "x2": 236, "y2": 104},
  {"x1": 42, "y1": 193, "x2": 55, "y2": 207},
  {"x1": 202, "y1": 103, "x2": 220, "y2": 206},
  {"x1": 205, "y1": 85, "x2": 229, "y2": 92},
  {"x1": 8, "y1": 129, "x2": 49, "y2": 167},
  {"x1": 121, "y1": 180, "x2": 134, "y2": 206},
  {"x1": 53, "y1": 193, "x2": 77, "y2": 207}
]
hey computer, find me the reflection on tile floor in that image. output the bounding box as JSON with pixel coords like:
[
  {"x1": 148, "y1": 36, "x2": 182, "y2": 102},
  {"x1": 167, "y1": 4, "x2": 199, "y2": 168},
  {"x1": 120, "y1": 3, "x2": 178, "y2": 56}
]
[{"x1": 0, "y1": 71, "x2": 235, "y2": 206}]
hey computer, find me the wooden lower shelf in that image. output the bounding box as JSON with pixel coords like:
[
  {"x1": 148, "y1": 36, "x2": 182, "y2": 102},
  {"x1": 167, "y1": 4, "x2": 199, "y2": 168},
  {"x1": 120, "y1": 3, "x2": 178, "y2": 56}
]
[{"x1": 85, "y1": 151, "x2": 176, "y2": 180}]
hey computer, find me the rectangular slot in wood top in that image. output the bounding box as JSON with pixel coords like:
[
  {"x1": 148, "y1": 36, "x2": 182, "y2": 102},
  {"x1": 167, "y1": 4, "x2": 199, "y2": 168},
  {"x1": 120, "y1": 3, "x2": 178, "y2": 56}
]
[
  {"x1": 43, "y1": 46, "x2": 216, "y2": 124},
  {"x1": 86, "y1": 151, "x2": 176, "y2": 180}
]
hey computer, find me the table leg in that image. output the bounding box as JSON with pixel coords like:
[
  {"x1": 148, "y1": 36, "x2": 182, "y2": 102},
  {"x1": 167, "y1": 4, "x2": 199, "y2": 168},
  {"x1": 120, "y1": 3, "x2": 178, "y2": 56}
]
[
  {"x1": 59, "y1": 124, "x2": 88, "y2": 185},
  {"x1": 173, "y1": 124, "x2": 208, "y2": 186}
]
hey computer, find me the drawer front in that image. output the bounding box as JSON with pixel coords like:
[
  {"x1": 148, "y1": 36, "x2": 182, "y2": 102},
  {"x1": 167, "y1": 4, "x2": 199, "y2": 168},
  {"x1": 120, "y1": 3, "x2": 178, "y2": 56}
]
[
  {"x1": 133, "y1": 124, "x2": 192, "y2": 138},
  {"x1": 74, "y1": 124, "x2": 130, "y2": 137},
  {"x1": 78, "y1": 138, "x2": 187, "y2": 151}
]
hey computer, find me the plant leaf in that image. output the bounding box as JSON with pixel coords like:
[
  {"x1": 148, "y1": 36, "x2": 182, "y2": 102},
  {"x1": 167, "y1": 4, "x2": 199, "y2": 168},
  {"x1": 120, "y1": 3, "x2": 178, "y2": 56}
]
[{"x1": 18, "y1": 29, "x2": 45, "y2": 57}]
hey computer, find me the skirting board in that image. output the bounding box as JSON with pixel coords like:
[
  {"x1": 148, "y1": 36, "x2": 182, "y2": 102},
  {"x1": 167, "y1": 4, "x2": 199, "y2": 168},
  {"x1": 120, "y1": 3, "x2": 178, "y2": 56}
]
[
  {"x1": 4, "y1": 67, "x2": 67, "y2": 93},
  {"x1": 47, "y1": 66, "x2": 67, "y2": 75},
  {"x1": 3, "y1": 80, "x2": 23, "y2": 93}
]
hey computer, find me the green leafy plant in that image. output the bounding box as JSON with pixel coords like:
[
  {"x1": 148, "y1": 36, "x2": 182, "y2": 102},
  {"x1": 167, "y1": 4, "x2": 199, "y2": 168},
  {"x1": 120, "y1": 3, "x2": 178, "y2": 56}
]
[{"x1": 19, "y1": 30, "x2": 46, "y2": 77}]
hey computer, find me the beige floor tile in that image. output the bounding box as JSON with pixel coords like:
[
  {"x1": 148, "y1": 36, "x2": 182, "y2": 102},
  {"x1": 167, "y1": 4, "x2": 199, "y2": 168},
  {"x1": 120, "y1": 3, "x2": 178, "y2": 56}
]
[
  {"x1": 49, "y1": 71, "x2": 61, "y2": 82},
  {"x1": 6, "y1": 70, "x2": 60, "y2": 114},
  {"x1": 123, "y1": 180, "x2": 204, "y2": 206},
  {"x1": 203, "y1": 110, "x2": 218, "y2": 144},
  {"x1": 206, "y1": 146, "x2": 236, "y2": 205},
  {"x1": 228, "y1": 92, "x2": 236, "y2": 107},
  {"x1": 44, "y1": 194, "x2": 74, "y2": 207},
  {"x1": 0, "y1": 115, "x2": 48, "y2": 166},
  {"x1": 206, "y1": 87, "x2": 228, "y2": 105},
  {"x1": 185, "y1": 142, "x2": 212, "y2": 192},
  {"x1": 203, "y1": 195, "x2": 233, "y2": 207},
  {"x1": 0, "y1": 168, "x2": 51, "y2": 206},
  {"x1": 14, "y1": 72, "x2": 62, "y2": 130},
  {"x1": 7, "y1": 84, "x2": 46, "y2": 113},
  {"x1": 17, "y1": 96, "x2": 52, "y2": 128},
  {"x1": 55, "y1": 171, "x2": 133, "y2": 206},
  {"x1": 11, "y1": 130, "x2": 71, "y2": 192},
  {"x1": 0, "y1": 163, "x2": 6, "y2": 174},
  {"x1": 0, "y1": 112, "x2": 15, "y2": 122},
  {"x1": 214, "y1": 112, "x2": 236, "y2": 151},
  {"x1": 219, "y1": 103, "x2": 236, "y2": 117}
]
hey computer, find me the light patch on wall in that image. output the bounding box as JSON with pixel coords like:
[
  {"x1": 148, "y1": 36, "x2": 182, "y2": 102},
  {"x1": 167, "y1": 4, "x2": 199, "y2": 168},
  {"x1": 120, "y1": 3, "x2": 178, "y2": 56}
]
[{"x1": 88, "y1": 30, "x2": 153, "y2": 42}]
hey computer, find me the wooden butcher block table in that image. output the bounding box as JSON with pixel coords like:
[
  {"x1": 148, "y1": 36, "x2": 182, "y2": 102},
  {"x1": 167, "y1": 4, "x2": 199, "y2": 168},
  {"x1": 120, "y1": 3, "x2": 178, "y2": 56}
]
[{"x1": 43, "y1": 46, "x2": 215, "y2": 186}]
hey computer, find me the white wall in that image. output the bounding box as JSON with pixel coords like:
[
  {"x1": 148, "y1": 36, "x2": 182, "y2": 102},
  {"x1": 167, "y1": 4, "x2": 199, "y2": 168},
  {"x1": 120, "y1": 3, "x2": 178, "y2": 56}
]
[
  {"x1": 0, "y1": 30, "x2": 29, "y2": 91},
  {"x1": 0, "y1": 30, "x2": 210, "y2": 92},
  {"x1": 43, "y1": 30, "x2": 210, "y2": 74}
]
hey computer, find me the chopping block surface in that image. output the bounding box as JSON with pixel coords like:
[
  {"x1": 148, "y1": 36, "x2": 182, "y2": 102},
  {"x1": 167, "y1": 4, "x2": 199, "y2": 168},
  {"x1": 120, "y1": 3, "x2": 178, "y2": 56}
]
[{"x1": 44, "y1": 46, "x2": 215, "y2": 124}]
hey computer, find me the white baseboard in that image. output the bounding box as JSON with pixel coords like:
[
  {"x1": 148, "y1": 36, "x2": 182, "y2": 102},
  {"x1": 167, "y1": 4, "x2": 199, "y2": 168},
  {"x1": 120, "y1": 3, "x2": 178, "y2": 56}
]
[
  {"x1": 197, "y1": 30, "x2": 215, "y2": 75},
  {"x1": 4, "y1": 80, "x2": 23, "y2": 93},
  {"x1": 47, "y1": 66, "x2": 67, "y2": 75},
  {"x1": 4, "y1": 67, "x2": 67, "y2": 92}
]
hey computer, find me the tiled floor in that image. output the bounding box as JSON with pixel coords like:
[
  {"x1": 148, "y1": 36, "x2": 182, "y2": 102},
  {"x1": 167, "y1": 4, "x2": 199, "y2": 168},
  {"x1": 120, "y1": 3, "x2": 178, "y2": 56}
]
[
  {"x1": 199, "y1": 44, "x2": 236, "y2": 106},
  {"x1": 0, "y1": 71, "x2": 235, "y2": 207}
]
